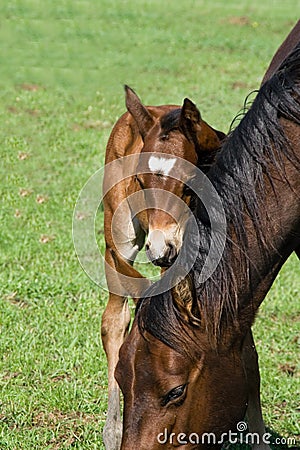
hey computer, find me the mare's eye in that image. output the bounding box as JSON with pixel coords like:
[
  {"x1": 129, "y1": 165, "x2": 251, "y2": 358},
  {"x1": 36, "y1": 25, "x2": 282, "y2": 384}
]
[
  {"x1": 161, "y1": 384, "x2": 187, "y2": 407},
  {"x1": 160, "y1": 134, "x2": 169, "y2": 141}
]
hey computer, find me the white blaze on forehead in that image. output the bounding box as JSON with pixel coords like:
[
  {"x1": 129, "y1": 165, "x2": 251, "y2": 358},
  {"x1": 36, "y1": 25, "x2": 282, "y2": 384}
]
[{"x1": 148, "y1": 156, "x2": 176, "y2": 176}]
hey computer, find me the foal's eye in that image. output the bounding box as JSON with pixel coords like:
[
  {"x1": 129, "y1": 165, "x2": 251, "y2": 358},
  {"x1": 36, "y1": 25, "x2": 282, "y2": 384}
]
[
  {"x1": 135, "y1": 175, "x2": 144, "y2": 189},
  {"x1": 161, "y1": 384, "x2": 187, "y2": 407},
  {"x1": 183, "y1": 184, "x2": 193, "y2": 197},
  {"x1": 183, "y1": 176, "x2": 196, "y2": 197}
]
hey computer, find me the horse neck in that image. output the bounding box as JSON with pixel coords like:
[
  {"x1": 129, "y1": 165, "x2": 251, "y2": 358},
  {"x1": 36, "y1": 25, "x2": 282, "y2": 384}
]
[
  {"x1": 216, "y1": 118, "x2": 300, "y2": 328},
  {"x1": 190, "y1": 110, "x2": 300, "y2": 349}
]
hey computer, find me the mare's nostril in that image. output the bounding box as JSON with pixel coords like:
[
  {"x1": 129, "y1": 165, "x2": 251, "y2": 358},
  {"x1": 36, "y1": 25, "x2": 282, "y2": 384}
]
[{"x1": 145, "y1": 243, "x2": 150, "y2": 251}]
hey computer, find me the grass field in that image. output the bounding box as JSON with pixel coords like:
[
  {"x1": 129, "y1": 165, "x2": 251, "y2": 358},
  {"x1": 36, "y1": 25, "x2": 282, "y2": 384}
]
[{"x1": 0, "y1": 1, "x2": 299, "y2": 449}]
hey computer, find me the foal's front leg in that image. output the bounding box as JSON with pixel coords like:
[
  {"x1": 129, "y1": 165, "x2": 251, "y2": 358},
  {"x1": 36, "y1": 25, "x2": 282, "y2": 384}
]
[
  {"x1": 102, "y1": 244, "x2": 150, "y2": 450},
  {"x1": 101, "y1": 249, "x2": 131, "y2": 450}
]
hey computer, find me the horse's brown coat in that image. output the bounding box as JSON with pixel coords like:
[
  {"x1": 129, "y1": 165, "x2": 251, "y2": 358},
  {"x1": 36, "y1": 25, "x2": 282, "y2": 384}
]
[{"x1": 115, "y1": 31, "x2": 300, "y2": 450}]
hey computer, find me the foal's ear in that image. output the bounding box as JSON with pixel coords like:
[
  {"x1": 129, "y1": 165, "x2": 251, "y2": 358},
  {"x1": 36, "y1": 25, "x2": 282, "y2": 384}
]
[
  {"x1": 125, "y1": 85, "x2": 155, "y2": 139},
  {"x1": 179, "y1": 98, "x2": 202, "y2": 143},
  {"x1": 179, "y1": 98, "x2": 226, "y2": 170}
]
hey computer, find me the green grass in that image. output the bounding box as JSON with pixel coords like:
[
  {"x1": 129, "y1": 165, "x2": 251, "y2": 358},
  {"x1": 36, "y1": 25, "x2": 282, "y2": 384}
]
[{"x1": 0, "y1": 1, "x2": 299, "y2": 448}]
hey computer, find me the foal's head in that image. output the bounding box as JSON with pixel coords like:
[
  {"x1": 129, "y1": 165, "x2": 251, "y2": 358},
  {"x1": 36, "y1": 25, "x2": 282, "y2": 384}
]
[{"x1": 125, "y1": 86, "x2": 225, "y2": 267}]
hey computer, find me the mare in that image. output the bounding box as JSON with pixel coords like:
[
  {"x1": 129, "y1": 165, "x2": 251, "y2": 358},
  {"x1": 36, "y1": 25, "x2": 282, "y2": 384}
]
[
  {"x1": 102, "y1": 85, "x2": 225, "y2": 450},
  {"x1": 115, "y1": 40, "x2": 300, "y2": 449}
]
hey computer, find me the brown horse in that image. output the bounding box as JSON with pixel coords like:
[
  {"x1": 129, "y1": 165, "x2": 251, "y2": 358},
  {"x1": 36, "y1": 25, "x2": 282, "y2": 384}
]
[
  {"x1": 262, "y1": 19, "x2": 300, "y2": 85},
  {"x1": 115, "y1": 39, "x2": 300, "y2": 449},
  {"x1": 102, "y1": 86, "x2": 225, "y2": 450}
]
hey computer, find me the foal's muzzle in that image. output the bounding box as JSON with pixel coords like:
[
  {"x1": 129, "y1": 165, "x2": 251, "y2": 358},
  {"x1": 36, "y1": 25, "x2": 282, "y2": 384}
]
[{"x1": 145, "y1": 241, "x2": 178, "y2": 267}]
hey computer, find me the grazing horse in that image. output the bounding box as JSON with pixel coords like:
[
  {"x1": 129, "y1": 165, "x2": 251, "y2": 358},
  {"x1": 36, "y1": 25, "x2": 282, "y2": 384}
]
[
  {"x1": 115, "y1": 39, "x2": 300, "y2": 449},
  {"x1": 102, "y1": 86, "x2": 225, "y2": 450}
]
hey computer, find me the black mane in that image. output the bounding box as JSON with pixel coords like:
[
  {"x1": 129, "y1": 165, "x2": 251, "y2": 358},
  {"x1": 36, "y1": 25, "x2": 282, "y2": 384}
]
[{"x1": 137, "y1": 43, "x2": 300, "y2": 356}]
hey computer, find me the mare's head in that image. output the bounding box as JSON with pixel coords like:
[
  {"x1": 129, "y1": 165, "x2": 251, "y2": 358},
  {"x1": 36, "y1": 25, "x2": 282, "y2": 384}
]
[
  {"x1": 125, "y1": 86, "x2": 225, "y2": 267},
  {"x1": 115, "y1": 289, "x2": 248, "y2": 450}
]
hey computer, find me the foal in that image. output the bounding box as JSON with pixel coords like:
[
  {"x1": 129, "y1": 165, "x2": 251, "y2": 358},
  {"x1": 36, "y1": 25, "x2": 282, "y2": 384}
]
[{"x1": 102, "y1": 86, "x2": 225, "y2": 450}]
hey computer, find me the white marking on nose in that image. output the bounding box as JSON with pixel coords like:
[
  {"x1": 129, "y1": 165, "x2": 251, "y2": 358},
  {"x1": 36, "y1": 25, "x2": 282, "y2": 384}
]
[
  {"x1": 148, "y1": 156, "x2": 176, "y2": 176},
  {"x1": 146, "y1": 229, "x2": 167, "y2": 260}
]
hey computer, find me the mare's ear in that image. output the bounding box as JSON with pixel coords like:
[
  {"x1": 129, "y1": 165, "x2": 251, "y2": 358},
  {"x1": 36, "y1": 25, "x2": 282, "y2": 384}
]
[
  {"x1": 125, "y1": 85, "x2": 155, "y2": 139},
  {"x1": 179, "y1": 98, "x2": 226, "y2": 171}
]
